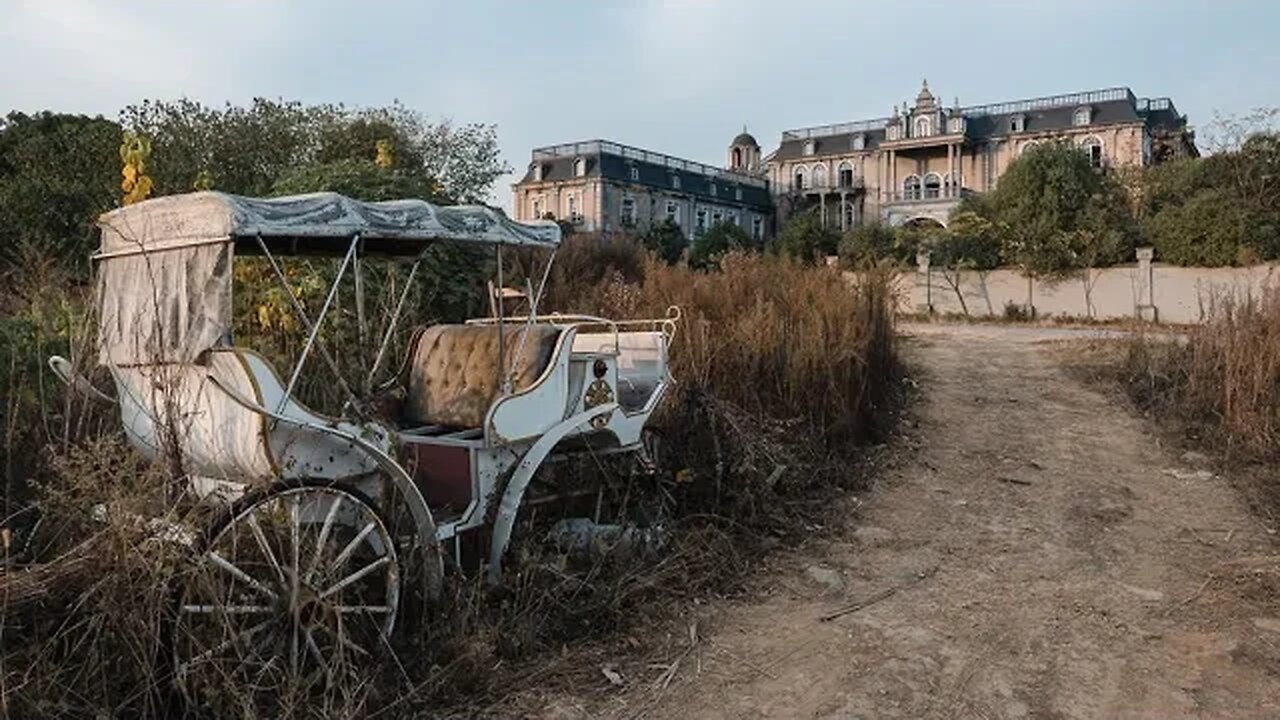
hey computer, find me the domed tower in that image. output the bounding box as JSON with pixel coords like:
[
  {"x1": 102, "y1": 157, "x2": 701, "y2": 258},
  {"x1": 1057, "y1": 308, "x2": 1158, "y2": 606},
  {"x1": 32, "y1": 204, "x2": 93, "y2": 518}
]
[{"x1": 728, "y1": 127, "x2": 761, "y2": 173}]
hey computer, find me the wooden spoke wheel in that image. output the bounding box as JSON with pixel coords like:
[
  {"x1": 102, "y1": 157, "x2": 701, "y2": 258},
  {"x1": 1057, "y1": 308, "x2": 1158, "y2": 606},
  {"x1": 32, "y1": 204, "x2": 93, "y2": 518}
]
[{"x1": 173, "y1": 481, "x2": 400, "y2": 702}]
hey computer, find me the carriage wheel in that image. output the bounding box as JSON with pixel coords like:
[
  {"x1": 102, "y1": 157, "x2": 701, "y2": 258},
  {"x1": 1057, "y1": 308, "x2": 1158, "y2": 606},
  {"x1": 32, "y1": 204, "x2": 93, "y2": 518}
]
[{"x1": 173, "y1": 480, "x2": 400, "y2": 702}]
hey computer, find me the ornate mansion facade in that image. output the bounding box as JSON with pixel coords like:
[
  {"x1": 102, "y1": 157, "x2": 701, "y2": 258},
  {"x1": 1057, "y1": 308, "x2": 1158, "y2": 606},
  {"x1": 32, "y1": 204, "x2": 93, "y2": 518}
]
[
  {"x1": 513, "y1": 82, "x2": 1196, "y2": 235},
  {"x1": 769, "y1": 81, "x2": 1196, "y2": 229}
]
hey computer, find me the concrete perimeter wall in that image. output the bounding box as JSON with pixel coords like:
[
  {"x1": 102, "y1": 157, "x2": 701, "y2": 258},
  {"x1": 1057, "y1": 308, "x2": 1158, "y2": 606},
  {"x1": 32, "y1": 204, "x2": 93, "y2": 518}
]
[{"x1": 884, "y1": 257, "x2": 1279, "y2": 324}]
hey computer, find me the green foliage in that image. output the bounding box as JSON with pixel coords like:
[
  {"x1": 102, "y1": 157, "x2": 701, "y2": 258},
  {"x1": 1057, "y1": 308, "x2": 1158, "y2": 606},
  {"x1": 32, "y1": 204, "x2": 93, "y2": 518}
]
[
  {"x1": 838, "y1": 223, "x2": 914, "y2": 266},
  {"x1": 1146, "y1": 188, "x2": 1261, "y2": 266},
  {"x1": 775, "y1": 210, "x2": 839, "y2": 262},
  {"x1": 0, "y1": 112, "x2": 121, "y2": 277},
  {"x1": 985, "y1": 140, "x2": 1136, "y2": 276},
  {"x1": 636, "y1": 219, "x2": 687, "y2": 265},
  {"x1": 119, "y1": 98, "x2": 508, "y2": 202},
  {"x1": 935, "y1": 211, "x2": 1001, "y2": 272},
  {"x1": 1139, "y1": 124, "x2": 1280, "y2": 267},
  {"x1": 690, "y1": 221, "x2": 754, "y2": 269}
]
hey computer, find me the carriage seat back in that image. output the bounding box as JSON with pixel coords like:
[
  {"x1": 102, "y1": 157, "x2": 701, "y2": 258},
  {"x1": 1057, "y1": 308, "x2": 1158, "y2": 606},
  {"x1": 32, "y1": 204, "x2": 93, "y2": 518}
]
[{"x1": 404, "y1": 324, "x2": 560, "y2": 429}]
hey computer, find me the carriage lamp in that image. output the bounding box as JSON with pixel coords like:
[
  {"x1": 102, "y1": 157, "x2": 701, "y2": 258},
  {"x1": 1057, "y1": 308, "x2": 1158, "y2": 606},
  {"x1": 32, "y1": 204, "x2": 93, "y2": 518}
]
[{"x1": 593, "y1": 358, "x2": 608, "y2": 378}]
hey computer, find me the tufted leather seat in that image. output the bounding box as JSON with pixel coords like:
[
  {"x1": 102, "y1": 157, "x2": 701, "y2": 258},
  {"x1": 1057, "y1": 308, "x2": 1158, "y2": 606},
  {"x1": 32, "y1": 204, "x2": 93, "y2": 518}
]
[{"x1": 403, "y1": 324, "x2": 559, "y2": 429}]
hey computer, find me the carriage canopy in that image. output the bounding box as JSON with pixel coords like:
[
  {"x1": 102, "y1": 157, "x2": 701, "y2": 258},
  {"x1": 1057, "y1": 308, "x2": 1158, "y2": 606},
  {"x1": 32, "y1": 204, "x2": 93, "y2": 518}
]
[{"x1": 95, "y1": 191, "x2": 561, "y2": 365}]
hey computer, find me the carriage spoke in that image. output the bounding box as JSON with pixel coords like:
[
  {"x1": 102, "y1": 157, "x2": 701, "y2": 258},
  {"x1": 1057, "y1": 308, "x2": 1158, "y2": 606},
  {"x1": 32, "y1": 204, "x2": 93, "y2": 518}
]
[
  {"x1": 177, "y1": 618, "x2": 274, "y2": 676},
  {"x1": 246, "y1": 510, "x2": 287, "y2": 586},
  {"x1": 318, "y1": 556, "x2": 390, "y2": 600},
  {"x1": 335, "y1": 605, "x2": 393, "y2": 614},
  {"x1": 315, "y1": 618, "x2": 371, "y2": 658},
  {"x1": 181, "y1": 604, "x2": 273, "y2": 615},
  {"x1": 303, "y1": 628, "x2": 332, "y2": 685},
  {"x1": 289, "y1": 494, "x2": 302, "y2": 679},
  {"x1": 329, "y1": 520, "x2": 376, "y2": 573},
  {"x1": 207, "y1": 551, "x2": 279, "y2": 601},
  {"x1": 304, "y1": 495, "x2": 344, "y2": 584}
]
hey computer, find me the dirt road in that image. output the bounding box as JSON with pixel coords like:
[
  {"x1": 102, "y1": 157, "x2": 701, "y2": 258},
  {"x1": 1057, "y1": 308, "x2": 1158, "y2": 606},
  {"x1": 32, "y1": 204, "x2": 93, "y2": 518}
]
[{"x1": 568, "y1": 323, "x2": 1280, "y2": 719}]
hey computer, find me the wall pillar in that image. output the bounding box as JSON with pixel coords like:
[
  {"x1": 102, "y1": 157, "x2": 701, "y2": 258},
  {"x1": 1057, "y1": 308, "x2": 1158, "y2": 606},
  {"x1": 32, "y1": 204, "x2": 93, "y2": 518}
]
[
  {"x1": 820, "y1": 192, "x2": 827, "y2": 228},
  {"x1": 840, "y1": 191, "x2": 848, "y2": 231},
  {"x1": 916, "y1": 250, "x2": 933, "y2": 313},
  {"x1": 1135, "y1": 246, "x2": 1158, "y2": 322}
]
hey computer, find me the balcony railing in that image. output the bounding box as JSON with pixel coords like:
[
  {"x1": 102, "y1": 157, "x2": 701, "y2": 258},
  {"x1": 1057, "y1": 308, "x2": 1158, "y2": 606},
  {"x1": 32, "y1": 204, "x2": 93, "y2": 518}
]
[
  {"x1": 885, "y1": 187, "x2": 973, "y2": 204},
  {"x1": 783, "y1": 177, "x2": 866, "y2": 194},
  {"x1": 530, "y1": 139, "x2": 769, "y2": 190}
]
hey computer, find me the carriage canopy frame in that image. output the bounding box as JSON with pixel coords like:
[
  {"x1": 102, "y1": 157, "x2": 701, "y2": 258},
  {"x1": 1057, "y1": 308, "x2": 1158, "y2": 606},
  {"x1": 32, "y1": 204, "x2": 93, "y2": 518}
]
[{"x1": 94, "y1": 191, "x2": 562, "y2": 372}]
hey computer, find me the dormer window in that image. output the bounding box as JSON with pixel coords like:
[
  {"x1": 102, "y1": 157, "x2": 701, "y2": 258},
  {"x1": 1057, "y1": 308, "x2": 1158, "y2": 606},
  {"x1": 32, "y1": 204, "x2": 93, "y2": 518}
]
[
  {"x1": 629, "y1": 166, "x2": 640, "y2": 182},
  {"x1": 915, "y1": 116, "x2": 932, "y2": 137},
  {"x1": 573, "y1": 157, "x2": 586, "y2": 177},
  {"x1": 1073, "y1": 106, "x2": 1092, "y2": 127},
  {"x1": 852, "y1": 134, "x2": 865, "y2": 151},
  {"x1": 734, "y1": 187, "x2": 742, "y2": 201},
  {"x1": 803, "y1": 139, "x2": 816, "y2": 156},
  {"x1": 947, "y1": 116, "x2": 965, "y2": 134},
  {"x1": 1009, "y1": 115, "x2": 1025, "y2": 134},
  {"x1": 887, "y1": 125, "x2": 900, "y2": 141},
  {"x1": 533, "y1": 163, "x2": 544, "y2": 181},
  {"x1": 671, "y1": 174, "x2": 681, "y2": 190},
  {"x1": 709, "y1": 183, "x2": 717, "y2": 197}
]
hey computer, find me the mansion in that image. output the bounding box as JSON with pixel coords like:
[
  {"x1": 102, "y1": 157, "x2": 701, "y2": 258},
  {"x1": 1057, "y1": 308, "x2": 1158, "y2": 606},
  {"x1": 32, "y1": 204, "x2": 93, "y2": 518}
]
[{"x1": 512, "y1": 82, "x2": 1197, "y2": 236}]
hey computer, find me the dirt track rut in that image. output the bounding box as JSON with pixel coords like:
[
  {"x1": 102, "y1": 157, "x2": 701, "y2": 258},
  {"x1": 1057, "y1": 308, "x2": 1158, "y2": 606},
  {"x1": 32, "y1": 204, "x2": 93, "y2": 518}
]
[{"x1": 580, "y1": 323, "x2": 1280, "y2": 719}]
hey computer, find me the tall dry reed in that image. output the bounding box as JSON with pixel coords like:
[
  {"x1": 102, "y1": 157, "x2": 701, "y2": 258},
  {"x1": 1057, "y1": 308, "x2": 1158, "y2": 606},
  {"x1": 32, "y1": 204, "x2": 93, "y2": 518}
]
[{"x1": 1124, "y1": 288, "x2": 1280, "y2": 457}]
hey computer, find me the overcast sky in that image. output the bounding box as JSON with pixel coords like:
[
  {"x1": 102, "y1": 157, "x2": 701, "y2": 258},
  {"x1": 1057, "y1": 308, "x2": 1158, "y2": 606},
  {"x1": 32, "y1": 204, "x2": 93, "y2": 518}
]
[{"x1": 3, "y1": 1, "x2": 1277, "y2": 208}]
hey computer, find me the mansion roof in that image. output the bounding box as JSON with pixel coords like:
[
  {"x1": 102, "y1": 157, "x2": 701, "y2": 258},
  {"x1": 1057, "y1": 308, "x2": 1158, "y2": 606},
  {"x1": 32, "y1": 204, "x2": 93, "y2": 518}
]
[
  {"x1": 772, "y1": 86, "x2": 1190, "y2": 162},
  {"x1": 517, "y1": 139, "x2": 773, "y2": 209}
]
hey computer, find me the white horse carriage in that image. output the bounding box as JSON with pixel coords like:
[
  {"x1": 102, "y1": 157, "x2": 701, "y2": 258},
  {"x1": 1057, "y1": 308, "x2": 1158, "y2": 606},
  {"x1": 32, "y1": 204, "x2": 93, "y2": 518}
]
[{"x1": 51, "y1": 191, "x2": 678, "y2": 688}]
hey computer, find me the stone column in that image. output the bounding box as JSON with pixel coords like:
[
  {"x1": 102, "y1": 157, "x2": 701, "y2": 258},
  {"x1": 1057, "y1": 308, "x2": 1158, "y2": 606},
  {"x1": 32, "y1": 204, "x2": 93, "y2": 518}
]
[
  {"x1": 947, "y1": 144, "x2": 955, "y2": 196},
  {"x1": 840, "y1": 191, "x2": 848, "y2": 231},
  {"x1": 889, "y1": 150, "x2": 896, "y2": 201},
  {"x1": 1135, "y1": 247, "x2": 1158, "y2": 322},
  {"x1": 820, "y1": 192, "x2": 827, "y2": 228}
]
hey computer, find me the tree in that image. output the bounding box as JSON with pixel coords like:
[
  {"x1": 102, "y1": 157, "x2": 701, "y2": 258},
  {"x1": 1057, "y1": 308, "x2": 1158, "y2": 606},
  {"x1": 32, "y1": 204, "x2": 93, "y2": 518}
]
[
  {"x1": 0, "y1": 112, "x2": 121, "y2": 279},
  {"x1": 838, "y1": 223, "x2": 905, "y2": 266},
  {"x1": 637, "y1": 219, "x2": 687, "y2": 265},
  {"x1": 985, "y1": 140, "x2": 1137, "y2": 311},
  {"x1": 119, "y1": 98, "x2": 509, "y2": 202},
  {"x1": 932, "y1": 211, "x2": 1001, "y2": 316},
  {"x1": 689, "y1": 222, "x2": 753, "y2": 269},
  {"x1": 775, "y1": 210, "x2": 839, "y2": 262},
  {"x1": 1137, "y1": 112, "x2": 1280, "y2": 267}
]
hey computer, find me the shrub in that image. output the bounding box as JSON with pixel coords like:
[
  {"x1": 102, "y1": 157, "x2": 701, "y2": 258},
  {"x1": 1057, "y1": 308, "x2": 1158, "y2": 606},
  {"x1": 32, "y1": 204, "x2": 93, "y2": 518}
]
[{"x1": 689, "y1": 221, "x2": 754, "y2": 269}]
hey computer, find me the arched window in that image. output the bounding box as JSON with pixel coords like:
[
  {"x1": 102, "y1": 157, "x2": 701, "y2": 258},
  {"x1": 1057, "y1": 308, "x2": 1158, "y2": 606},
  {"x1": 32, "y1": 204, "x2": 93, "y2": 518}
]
[
  {"x1": 732, "y1": 147, "x2": 743, "y2": 167},
  {"x1": 915, "y1": 116, "x2": 932, "y2": 138},
  {"x1": 842, "y1": 201, "x2": 856, "y2": 229},
  {"x1": 573, "y1": 157, "x2": 586, "y2": 177},
  {"x1": 837, "y1": 161, "x2": 854, "y2": 188},
  {"x1": 812, "y1": 164, "x2": 828, "y2": 188},
  {"x1": 1020, "y1": 140, "x2": 1039, "y2": 156},
  {"x1": 903, "y1": 174, "x2": 921, "y2": 200},
  {"x1": 923, "y1": 172, "x2": 942, "y2": 199},
  {"x1": 794, "y1": 166, "x2": 808, "y2": 191},
  {"x1": 1081, "y1": 136, "x2": 1104, "y2": 168}
]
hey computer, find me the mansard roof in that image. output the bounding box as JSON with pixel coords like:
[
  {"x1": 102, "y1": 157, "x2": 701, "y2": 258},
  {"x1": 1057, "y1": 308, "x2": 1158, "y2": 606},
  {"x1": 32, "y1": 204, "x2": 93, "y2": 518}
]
[
  {"x1": 517, "y1": 139, "x2": 773, "y2": 209},
  {"x1": 773, "y1": 87, "x2": 1190, "y2": 162}
]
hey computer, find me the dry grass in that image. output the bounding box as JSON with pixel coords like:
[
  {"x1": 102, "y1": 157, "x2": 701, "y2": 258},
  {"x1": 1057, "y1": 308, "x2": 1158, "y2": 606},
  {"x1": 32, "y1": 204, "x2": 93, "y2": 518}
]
[{"x1": 1122, "y1": 289, "x2": 1280, "y2": 459}]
